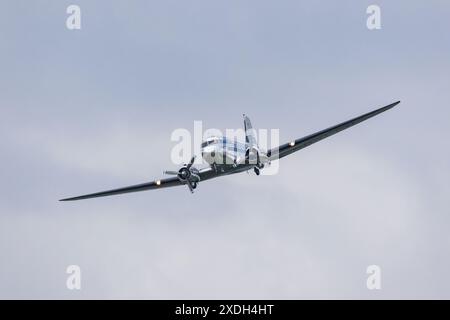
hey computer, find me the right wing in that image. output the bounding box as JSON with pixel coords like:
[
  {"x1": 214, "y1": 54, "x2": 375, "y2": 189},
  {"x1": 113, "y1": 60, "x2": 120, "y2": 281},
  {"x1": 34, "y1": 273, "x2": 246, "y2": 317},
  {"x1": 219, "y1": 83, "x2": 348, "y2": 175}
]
[{"x1": 268, "y1": 101, "x2": 400, "y2": 161}]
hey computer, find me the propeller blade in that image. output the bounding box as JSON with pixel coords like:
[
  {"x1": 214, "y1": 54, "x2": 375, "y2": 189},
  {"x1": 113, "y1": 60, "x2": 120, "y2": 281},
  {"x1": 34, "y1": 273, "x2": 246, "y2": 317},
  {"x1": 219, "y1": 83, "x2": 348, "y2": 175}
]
[
  {"x1": 186, "y1": 180, "x2": 194, "y2": 193},
  {"x1": 186, "y1": 156, "x2": 196, "y2": 169},
  {"x1": 164, "y1": 171, "x2": 179, "y2": 175}
]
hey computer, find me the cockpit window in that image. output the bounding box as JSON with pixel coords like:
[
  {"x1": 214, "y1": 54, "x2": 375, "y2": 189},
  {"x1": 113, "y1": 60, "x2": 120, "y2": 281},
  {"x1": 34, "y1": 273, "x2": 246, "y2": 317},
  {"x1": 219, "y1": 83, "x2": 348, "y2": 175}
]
[
  {"x1": 201, "y1": 137, "x2": 220, "y2": 148},
  {"x1": 201, "y1": 136, "x2": 246, "y2": 151}
]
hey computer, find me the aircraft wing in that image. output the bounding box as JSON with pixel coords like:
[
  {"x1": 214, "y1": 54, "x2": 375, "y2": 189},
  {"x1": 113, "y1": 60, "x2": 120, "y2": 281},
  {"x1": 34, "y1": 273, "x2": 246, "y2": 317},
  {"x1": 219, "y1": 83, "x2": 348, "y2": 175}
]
[
  {"x1": 60, "y1": 167, "x2": 216, "y2": 201},
  {"x1": 267, "y1": 101, "x2": 400, "y2": 161}
]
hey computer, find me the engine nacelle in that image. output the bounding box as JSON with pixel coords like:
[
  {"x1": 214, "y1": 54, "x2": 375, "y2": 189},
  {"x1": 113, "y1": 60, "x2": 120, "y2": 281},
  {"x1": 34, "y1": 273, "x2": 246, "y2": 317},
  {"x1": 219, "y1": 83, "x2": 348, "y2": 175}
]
[{"x1": 245, "y1": 147, "x2": 260, "y2": 166}]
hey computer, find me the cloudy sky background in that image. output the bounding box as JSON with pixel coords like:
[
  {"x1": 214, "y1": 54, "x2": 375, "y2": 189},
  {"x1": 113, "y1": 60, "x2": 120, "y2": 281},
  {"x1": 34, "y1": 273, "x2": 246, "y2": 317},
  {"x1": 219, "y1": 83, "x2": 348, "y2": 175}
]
[{"x1": 1, "y1": 0, "x2": 449, "y2": 299}]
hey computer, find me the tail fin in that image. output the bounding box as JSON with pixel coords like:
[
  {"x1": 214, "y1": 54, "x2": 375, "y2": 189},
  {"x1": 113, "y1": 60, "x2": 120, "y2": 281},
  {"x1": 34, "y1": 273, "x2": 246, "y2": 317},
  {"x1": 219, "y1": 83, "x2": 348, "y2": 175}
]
[{"x1": 243, "y1": 114, "x2": 257, "y2": 147}]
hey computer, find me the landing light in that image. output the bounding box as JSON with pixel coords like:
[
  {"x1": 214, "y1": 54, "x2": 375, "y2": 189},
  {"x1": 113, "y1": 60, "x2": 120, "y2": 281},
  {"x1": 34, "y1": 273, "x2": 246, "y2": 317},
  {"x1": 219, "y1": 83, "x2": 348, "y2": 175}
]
[
  {"x1": 156, "y1": 180, "x2": 161, "y2": 186},
  {"x1": 289, "y1": 141, "x2": 295, "y2": 147}
]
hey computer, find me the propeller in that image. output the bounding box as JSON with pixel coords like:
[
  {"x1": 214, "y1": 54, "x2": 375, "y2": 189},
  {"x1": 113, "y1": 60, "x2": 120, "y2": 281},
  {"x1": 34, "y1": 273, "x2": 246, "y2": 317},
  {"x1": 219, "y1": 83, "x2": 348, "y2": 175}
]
[{"x1": 164, "y1": 156, "x2": 199, "y2": 193}]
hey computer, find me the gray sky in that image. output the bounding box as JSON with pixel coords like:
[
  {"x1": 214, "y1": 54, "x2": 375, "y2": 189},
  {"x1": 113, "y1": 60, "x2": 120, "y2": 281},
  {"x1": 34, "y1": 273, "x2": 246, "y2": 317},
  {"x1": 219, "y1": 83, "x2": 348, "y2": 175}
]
[{"x1": 1, "y1": 0, "x2": 450, "y2": 299}]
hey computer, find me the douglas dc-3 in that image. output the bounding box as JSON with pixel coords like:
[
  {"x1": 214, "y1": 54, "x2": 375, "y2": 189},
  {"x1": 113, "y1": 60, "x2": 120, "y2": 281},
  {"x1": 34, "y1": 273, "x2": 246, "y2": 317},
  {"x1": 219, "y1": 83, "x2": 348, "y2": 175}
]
[{"x1": 60, "y1": 101, "x2": 399, "y2": 201}]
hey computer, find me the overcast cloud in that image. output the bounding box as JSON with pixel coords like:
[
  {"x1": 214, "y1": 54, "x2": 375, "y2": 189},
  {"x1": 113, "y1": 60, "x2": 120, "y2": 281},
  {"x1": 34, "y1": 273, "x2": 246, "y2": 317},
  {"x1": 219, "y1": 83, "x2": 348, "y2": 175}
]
[{"x1": 0, "y1": 0, "x2": 449, "y2": 299}]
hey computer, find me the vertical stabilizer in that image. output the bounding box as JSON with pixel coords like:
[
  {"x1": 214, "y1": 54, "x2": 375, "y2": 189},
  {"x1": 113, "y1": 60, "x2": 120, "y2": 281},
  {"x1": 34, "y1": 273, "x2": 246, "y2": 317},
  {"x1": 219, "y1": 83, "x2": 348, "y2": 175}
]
[{"x1": 243, "y1": 114, "x2": 258, "y2": 148}]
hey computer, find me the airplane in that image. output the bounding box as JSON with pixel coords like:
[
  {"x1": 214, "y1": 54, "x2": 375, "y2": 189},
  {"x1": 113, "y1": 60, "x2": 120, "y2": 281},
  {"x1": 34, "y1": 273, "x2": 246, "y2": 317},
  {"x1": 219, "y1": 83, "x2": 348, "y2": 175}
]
[{"x1": 60, "y1": 101, "x2": 400, "y2": 201}]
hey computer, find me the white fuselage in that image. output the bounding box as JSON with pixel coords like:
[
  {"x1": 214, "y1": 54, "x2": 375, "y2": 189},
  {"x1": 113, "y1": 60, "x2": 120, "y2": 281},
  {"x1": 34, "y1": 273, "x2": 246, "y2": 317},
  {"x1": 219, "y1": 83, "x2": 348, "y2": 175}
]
[{"x1": 201, "y1": 136, "x2": 268, "y2": 174}]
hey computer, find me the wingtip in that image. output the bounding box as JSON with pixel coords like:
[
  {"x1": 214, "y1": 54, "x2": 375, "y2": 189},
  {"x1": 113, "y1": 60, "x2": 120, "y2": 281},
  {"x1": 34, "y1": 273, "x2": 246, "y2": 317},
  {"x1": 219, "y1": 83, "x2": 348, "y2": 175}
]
[
  {"x1": 59, "y1": 197, "x2": 77, "y2": 201},
  {"x1": 391, "y1": 100, "x2": 401, "y2": 107},
  {"x1": 384, "y1": 100, "x2": 400, "y2": 110}
]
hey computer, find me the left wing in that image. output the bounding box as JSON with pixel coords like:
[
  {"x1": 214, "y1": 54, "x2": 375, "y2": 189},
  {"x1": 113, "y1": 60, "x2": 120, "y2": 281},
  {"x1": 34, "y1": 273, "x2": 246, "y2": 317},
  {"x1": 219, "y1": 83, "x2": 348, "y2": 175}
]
[
  {"x1": 59, "y1": 177, "x2": 182, "y2": 201},
  {"x1": 60, "y1": 167, "x2": 216, "y2": 201},
  {"x1": 267, "y1": 101, "x2": 400, "y2": 161}
]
